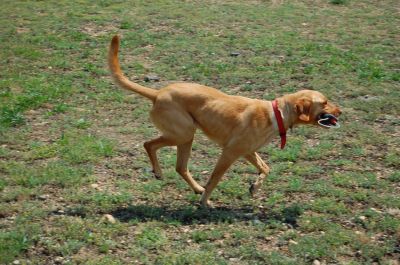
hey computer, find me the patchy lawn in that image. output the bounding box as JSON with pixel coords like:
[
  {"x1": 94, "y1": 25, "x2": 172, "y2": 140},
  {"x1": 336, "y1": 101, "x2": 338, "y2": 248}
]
[{"x1": 0, "y1": 0, "x2": 399, "y2": 264}]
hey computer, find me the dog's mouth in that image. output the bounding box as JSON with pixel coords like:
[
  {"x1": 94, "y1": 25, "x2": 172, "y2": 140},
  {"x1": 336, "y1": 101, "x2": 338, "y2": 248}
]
[{"x1": 317, "y1": 113, "x2": 340, "y2": 128}]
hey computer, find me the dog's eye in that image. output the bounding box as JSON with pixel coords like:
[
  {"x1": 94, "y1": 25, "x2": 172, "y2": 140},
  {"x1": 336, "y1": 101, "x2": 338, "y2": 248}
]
[{"x1": 323, "y1": 101, "x2": 327, "y2": 105}]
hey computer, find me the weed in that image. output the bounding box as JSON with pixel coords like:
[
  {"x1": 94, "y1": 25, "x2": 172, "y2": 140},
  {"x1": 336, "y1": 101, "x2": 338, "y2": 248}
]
[
  {"x1": 388, "y1": 171, "x2": 400, "y2": 182},
  {"x1": 137, "y1": 226, "x2": 167, "y2": 250},
  {"x1": 0, "y1": 230, "x2": 30, "y2": 264},
  {"x1": 10, "y1": 161, "x2": 91, "y2": 188},
  {"x1": 58, "y1": 132, "x2": 114, "y2": 164},
  {"x1": 311, "y1": 197, "x2": 348, "y2": 215}
]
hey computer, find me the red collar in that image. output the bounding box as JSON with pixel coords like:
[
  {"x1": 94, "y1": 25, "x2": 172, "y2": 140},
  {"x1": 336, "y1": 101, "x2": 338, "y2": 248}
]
[{"x1": 272, "y1": 99, "x2": 287, "y2": 149}]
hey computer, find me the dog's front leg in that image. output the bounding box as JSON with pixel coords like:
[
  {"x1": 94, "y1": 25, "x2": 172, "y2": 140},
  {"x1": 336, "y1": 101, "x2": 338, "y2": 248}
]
[
  {"x1": 201, "y1": 150, "x2": 240, "y2": 207},
  {"x1": 245, "y1": 152, "x2": 270, "y2": 196}
]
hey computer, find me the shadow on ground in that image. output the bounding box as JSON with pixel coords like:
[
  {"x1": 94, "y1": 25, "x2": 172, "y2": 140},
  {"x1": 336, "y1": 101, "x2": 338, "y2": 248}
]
[{"x1": 109, "y1": 203, "x2": 303, "y2": 226}]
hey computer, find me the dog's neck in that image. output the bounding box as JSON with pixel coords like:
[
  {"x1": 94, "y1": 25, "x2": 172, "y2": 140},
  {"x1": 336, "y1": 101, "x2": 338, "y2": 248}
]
[{"x1": 273, "y1": 95, "x2": 298, "y2": 130}]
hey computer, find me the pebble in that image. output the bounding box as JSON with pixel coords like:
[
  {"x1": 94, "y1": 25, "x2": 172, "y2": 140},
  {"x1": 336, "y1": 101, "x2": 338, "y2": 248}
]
[
  {"x1": 230, "y1": 52, "x2": 241, "y2": 57},
  {"x1": 38, "y1": 194, "x2": 49, "y2": 200},
  {"x1": 54, "y1": 256, "x2": 64, "y2": 264},
  {"x1": 13, "y1": 260, "x2": 20, "y2": 265},
  {"x1": 288, "y1": 239, "x2": 298, "y2": 245},
  {"x1": 144, "y1": 74, "x2": 160, "y2": 82},
  {"x1": 103, "y1": 214, "x2": 116, "y2": 224},
  {"x1": 90, "y1": 183, "x2": 99, "y2": 189},
  {"x1": 265, "y1": 236, "x2": 274, "y2": 241},
  {"x1": 359, "y1": 216, "x2": 367, "y2": 221},
  {"x1": 312, "y1": 260, "x2": 320, "y2": 265}
]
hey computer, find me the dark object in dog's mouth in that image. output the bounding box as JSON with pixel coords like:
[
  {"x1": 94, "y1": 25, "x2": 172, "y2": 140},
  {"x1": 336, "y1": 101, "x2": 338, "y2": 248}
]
[{"x1": 318, "y1": 113, "x2": 340, "y2": 128}]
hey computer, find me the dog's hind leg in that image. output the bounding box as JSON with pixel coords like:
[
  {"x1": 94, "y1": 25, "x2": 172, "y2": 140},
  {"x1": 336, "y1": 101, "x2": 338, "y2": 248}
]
[
  {"x1": 245, "y1": 152, "x2": 270, "y2": 196},
  {"x1": 144, "y1": 136, "x2": 176, "y2": 179},
  {"x1": 145, "y1": 105, "x2": 197, "y2": 179},
  {"x1": 176, "y1": 139, "x2": 205, "y2": 194}
]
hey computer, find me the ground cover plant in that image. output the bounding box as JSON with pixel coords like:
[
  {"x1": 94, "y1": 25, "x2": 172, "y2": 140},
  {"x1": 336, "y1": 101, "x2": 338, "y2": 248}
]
[{"x1": 0, "y1": 0, "x2": 399, "y2": 264}]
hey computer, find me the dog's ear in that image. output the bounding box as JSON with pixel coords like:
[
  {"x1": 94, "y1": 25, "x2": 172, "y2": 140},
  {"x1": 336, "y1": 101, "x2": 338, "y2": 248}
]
[{"x1": 295, "y1": 98, "x2": 312, "y2": 122}]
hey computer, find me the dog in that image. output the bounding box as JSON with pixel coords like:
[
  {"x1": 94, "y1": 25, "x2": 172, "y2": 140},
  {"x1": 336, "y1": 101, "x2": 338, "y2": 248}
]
[{"x1": 108, "y1": 35, "x2": 342, "y2": 207}]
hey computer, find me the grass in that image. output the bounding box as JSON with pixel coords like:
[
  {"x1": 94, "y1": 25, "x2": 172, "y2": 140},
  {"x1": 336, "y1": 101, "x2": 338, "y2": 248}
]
[{"x1": 1, "y1": 0, "x2": 399, "y2": 264}]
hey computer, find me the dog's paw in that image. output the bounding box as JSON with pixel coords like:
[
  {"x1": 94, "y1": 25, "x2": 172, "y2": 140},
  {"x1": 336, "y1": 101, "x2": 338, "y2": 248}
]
[
  {"x1": 249, "y1": 183, "x2": 260, "y2": 197},
  {"x1": 152, "y1": 170, "x2": 163, "y2": 179},
  {"x1": 200, "y1": 199, "x2": 213, "y2": 208},
  {"x1": 194, "y1": 186, "x2": 205, "y2": 194}
]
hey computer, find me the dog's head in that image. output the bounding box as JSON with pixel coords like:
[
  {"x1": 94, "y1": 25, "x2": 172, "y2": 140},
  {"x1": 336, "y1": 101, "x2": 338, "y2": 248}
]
[{"x1": 292, "y1": 90, "x2": 342, "y2": 128}]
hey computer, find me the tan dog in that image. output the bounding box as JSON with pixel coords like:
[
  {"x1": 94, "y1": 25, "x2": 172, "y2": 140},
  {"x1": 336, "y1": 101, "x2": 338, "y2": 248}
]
[{"x1": 108, "y1": 35, "x2": 342, "y2": 207}]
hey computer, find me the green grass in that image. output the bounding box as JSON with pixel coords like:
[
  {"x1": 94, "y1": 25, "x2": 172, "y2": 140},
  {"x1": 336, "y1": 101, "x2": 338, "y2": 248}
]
[
  {"x1": 0, "y1": 230, "x2": 30, "y2": 264},
  {"x1": 1, "y1": 0, "x2": 399, "y2": 264}
]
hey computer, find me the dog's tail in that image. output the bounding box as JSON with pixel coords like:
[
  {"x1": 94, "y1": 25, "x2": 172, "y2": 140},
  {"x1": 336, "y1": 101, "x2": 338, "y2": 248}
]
[{"x1": 108, "y1": 35, "x2": 157, "y2": 101}]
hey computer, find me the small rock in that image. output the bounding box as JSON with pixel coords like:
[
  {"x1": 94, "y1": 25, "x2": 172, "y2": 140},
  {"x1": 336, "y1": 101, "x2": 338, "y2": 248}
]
[
  {"x1": 144, "y1": 74, "x2": 160, "y2": 82},
  {"x1": 288, "y1": 239, "x2": 298, "y2": 245},
  {"x1": 265, "y1": 236, "x2": 274, "y2": 241},
  {"x1": 103, "y1": 214, "x2": 116, "y2": 224},
  {"x1": 359, "y1": 216, "x2": 367, "y2": 221},
  {"x1": 229, "y1": 258, "x2": 240, "y2": 262},
  {"x1": 38, "y1": 194, "x2": 49, "y2": 200},
  {"x1": 230, "y1": 52, "x2": 241, "y2": 57},
  {"x1": 13, "y1": 260, "x2": 20, "y2": 265},
  {"x1": 370, "y1": 207, "x2": 380, "y2": 213},
  {"x1": 90, "y1": 183, "x2": 99, "y2": 189},
  {"x1": 54, "y1": 257, "x2": 64, "y2": 264},
  {"x1": 312, "y1": 260, "x2": 320, "y2": 265}
]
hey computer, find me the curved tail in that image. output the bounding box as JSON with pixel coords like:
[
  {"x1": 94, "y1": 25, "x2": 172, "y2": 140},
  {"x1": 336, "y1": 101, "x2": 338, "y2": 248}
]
[{"x1": 108, "y1": 35, "x2": 157, "y2": 101}]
